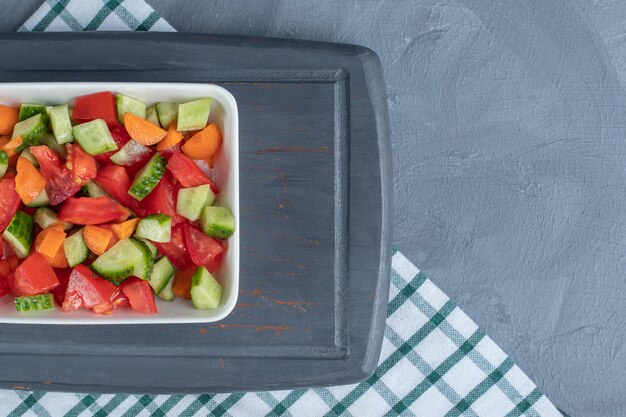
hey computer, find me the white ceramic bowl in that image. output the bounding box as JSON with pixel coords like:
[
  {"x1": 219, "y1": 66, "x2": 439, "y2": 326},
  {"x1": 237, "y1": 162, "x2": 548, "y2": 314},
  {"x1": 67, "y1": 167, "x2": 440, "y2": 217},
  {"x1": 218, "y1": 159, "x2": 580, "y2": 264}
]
[{"x1": 0, "y1": 82, "x2": 239, "y2": 324}]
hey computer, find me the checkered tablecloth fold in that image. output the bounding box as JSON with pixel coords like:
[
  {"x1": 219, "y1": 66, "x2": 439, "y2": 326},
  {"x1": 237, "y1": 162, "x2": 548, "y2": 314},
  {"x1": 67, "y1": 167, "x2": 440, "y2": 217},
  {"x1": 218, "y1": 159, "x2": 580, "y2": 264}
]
[{"x1": 0, "y1": 1, "x2": 565, "y2": 416}]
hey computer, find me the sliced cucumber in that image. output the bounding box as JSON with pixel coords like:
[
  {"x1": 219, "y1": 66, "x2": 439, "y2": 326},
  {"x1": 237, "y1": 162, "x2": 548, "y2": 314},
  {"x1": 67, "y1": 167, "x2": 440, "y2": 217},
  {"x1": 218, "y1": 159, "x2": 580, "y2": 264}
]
[
  {"x1": 176, "y1": 185, "x2": 215, "y2": 221},
  {"x1": 14, "y1": 293, "x2": 54, "y2": 312},
  {"x1": 47, "y1": 104, "x2": 74, "y2": 144},
  {"x1": 156, "y1": 102, "x2": 178, "y2": 128},
  {"x1": 72, "y1": 119, "x2": 118, "y2": 155},
  {"x1": 157, "y1": 274, "x2": 175, "y2": 301},
  {"x1": 110, "y1": 139, "x2": 151, "y2": 166},
  {"x1": 135, "y1": 214, "x2": 171, "y2": 243},
  {"x1": 146, "y1": 106, "x2": 160, "y2": 126},
  {"x1": 41, "y1": 133, "x2": 67, "y2": 158},
  {"x1": 19, "y1": 104, "x2": 48, "y2": 122},
  {"x1": 12, "y1": 113, "x2": 47, "y2": 146},
  {"x1": 177, "y1": 98, "x2": 211, "y2": 131},
  {"x1": 34, "y1": 207, "x2": 72, "y2": 231},
  {"x1": 116, "y1": 94, "x2": 146, "y2": 123},
  {"x1": 0, "y1": 151, "x2": 7, "y2": 178},
  {"x1": 128, "y1": 154, "x2": 166, "y2": 201},
  {"x1": 20, "y1": 147, "x2": 38, "y2": 167},
  {"x1": 91, "y1": 238, "x2": 146, "y2": 285},
  {"x1": 2, "y1": 211, "x2": 34, "y2": 258},
  {"x1": 63, "y1": 229, "x2": 89, "y2": 268},
  {"x1": 200, "y1": 206, "x2": 236, "y2": 239},
  {"x1": 129, "y1": 237, "x2": 155, "y2": 280},
  {"x1": 190, "y1": 266, "x2": 222, "y2": 310},
  {"x1": 148, "y1": 256, "x2": 175, "y2": 294},
  {"x1": 84, "y1": 180, "x2": 109, "y2": 198},
  {"x1": 136, "y1": 237, "x2": 158, "y2": 258},
  {"x1": 26, "y1": 189, "x2": 50, "y2": 208}
]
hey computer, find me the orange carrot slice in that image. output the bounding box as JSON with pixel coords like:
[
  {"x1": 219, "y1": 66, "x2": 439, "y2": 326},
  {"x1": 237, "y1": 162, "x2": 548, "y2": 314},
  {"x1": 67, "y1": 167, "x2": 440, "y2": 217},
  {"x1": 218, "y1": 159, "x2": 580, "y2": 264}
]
[
  {"x1": 156, "y1": 122, "x2": 184, "y2": 151},
  {"x1": 3, "y1": 136, "x2": 22, "y2": 159},
  {"x1": 84, "y1": 225, "x2": 114, "y2": 256},
  {"x1": 123, "y1": 113, "x2": 167, "y2": 146},
  {"x1": 181, "y1": 123, "x2": 222, "y2": 160},
  {"x1": 35, "y1": 226, "x2": 67, "y2": 260},
  {"x1": 110, "y1": 218, "x2": 140, "y2": 240},
  {"x1": 15, "y1": 157, "x2": 46, "y2": 205},
  {"x1": 0, "y1": 106, "x2": 19, "y2": 136},
  {"x1": 172, "y1": 267, "x2": 195, "y2": 299},
  {"x1": 0, "y1": 136, "x2": 10, "y2": 149}
]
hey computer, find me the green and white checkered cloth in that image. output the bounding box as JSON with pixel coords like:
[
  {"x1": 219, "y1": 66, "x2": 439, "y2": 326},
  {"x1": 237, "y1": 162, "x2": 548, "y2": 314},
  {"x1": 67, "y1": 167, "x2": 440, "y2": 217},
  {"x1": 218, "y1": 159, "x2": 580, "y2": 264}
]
[{"x1": 6, "y1": 1, "x2": 566, "y2": 416}]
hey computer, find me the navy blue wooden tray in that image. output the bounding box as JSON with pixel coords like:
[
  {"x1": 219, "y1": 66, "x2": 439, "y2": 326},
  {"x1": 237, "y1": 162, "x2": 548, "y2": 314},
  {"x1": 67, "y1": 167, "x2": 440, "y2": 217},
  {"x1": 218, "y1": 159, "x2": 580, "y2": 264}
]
[{"x1": 0, "y1": 32, "x2": 391, "y2": 393}]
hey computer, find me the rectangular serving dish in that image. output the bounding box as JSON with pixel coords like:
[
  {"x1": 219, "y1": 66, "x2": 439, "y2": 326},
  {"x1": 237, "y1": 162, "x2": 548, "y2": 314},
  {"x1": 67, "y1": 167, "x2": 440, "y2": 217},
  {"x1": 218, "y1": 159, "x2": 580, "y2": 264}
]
[
  {"x1": 0, "y1": 32, "x2": 391, "y2": 393},
  {"x1": 0, "y1": 82, "x2": 240, "y2": 324}
]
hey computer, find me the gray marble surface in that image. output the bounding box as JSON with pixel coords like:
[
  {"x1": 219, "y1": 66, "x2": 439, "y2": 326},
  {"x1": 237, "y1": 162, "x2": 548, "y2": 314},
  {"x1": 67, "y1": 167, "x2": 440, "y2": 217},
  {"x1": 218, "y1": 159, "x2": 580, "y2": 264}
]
[{"x1": 5, "y1": 0, "x2": 626, "y2": 415}]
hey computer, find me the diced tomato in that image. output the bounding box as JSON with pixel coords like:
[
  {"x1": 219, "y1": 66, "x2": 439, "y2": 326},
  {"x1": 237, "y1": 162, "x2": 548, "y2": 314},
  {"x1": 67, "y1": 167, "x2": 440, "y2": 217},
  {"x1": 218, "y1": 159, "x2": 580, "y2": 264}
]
[
  {"x1": 94, "y1": 164, "x2": 134, "y2": 206},
  {"x1": 183, "y1": 223, "x2": 224, "y2": 273},
  {"x1": 94, "y1": 125, "x2": 132, "y2": 164},
  {"x1": 51, "y1": 267, "x2": 72, "y2": 306},
  {"x1": 65, "y1": 143, "x2": 97, "y2": 186},
  {"x1": 61, "y1": 265, "x2": 119, "y2": 312},
  {"x1": 159, "y1": 144, "x2": 181, "y2": 159},
  {"x1": 121, "y1": 277, "x2": 157, "y2": 314},
  {"x1": 0, "y1": 276, "x2": 9, "y2": 298},
  {"x1": 72, "y1": 91, "x2": 119, "y2": 128},
  {"x1": 7, "y1": 253, "x2": 59, "y2": 296},
  {"x1": 152, "y1": 223, "x2": 193, "y2": 269},
  {"x1": 0, "y1": 175, "x2": 21, "y2": 232},
  {"x1": 166, "y1": 151, "x2": 219, "y2": 193},
  {"x1": 111, "y1": 291, "x2": 130, "y2": 309},
  {"x1": 136, "y1": 171, "x2": 184, "y2": 225},
  {"x1": 58, "y1": 196, "x2": 129, "y2": 225},
  {"x1": 30, "y1": 145, "x2": 81, "y2": 205}
]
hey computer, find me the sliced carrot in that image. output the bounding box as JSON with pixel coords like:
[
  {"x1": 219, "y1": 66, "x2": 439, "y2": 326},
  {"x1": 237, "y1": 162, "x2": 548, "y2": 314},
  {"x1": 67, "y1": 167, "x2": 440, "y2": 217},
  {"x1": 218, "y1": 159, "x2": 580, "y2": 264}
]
[
  {"x1": 35, "y1": 226, "x2": 67, "y2": 259},
  {"x1": 2, "y1": 136, "x2": 23, "y2": 166},
  {"x1": 110, "y1": 218, "x2": 140, "y2": 240},
  {"x1": 181, "y1": 123, "x2": 222, "y2": 160},
  {"x1": 98, "y1": 224, "x2": 119, "y2": 250},
  {"x1": 84, "y1": 225, "x2": 114, "y2": 256},
  {"x1": 156, "y1": 122, "x2": 184, "y2": 151},
  {"x1": 0, "y1": 106, "x2": 19, "y2": 136},
  {"x1": 47, "y1": 244, "x2": 69, "y2": 268},
  {"x1": 34, "y1": 227, "x2": 68, "y2": 268},
  {"x1": 172, "y1": 267, "x2": 196, "y2": 300},
  {"x1": 15, "y1": 157, "x2": 46, "y2": 205},
  {"x1": 123, "y1": 113, "x2": 167, "y2": 146},
  {"x1": 0, "y1": 136, "x2": 10, "y2": 149}
]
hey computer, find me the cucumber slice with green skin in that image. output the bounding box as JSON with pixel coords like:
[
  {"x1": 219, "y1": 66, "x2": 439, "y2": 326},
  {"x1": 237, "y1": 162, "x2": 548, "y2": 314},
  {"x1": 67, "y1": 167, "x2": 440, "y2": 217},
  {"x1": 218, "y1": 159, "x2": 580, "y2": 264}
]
[
  {"x1": 2, "y1": 211, "x2": 34, "y2": 259},
  {"x1": 157, "y1": 273, "x2": 175, "y2": 301},
  {"x1": 129, "y1": 237, "x2": 155, "y2": 280},
  {"x1": 34, "y1": 207, "x2": 72, "y2": 231},
  {"x1": 14, "y1": 293, "x2": 54, "y2": 312},
  {"x1": 128, "y1": 154, "x2": 166, "y2": 201},
  {"x1": 63, "y1": 228, "x2": 90, "y2": 268},
  {"x1": 200, "y1": 206, "x2": 236, "y2": 239},
  {"x1": 20, "y1": 147, "x2": 38, "y2": 167},
  {"x1": 41, "y1": 133, "x2": 67, "y2": 158},
  {"x1": 135, "y1": 214, "x2": 171, "y2": 243},
  {"x1": 110, "y1": 140, "x2": 151, "y2": 166},
  {"x1": 12, "y1": 113, "x2": 47, "y2": 146},
  {"x1": 84, "y1": 180, "x2": 109, "y2": 198},
  {"x1": 116, "y1": 94, "x2": 146, "y2": 123},
  {"x1": 177, "y1": 98, "x2": 211, "y2": 131},
  {"x1": 26, "y1": 189, "x2": 50, "y2": 208},
  {"x1": 47, "y1": 104, "x2": 74, "y2": 144},
  {"x1": 72, "y1": 119, "x2": 118, "y2": 155},
  {"x1": 190, "y1": 266, "x2": 222, "y2": 310},
  {"x1": 146, "y1": 106, "x2": 160, "y2": 126},
  {"x1": 148, "y1": 256, "x2": 175, "y2": 294},
  {"x1": 91, "y1": 238, "x2": 147, "y2": 285},
  {"x1": 136, "y1": 237, "x2": 158, "y2": 258},
  {"x1": 176, "y1": 185, "x2": 215, "y2": 221},
  {"x1": 0, "y1": 150, "x2": 9, "y2": 178},
  {"x1": 156, "y1": 102, "x2": 178, "y2": 128},
  {"x1": 19, "y1": 104, "x2": 48, "y2": 122}
]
